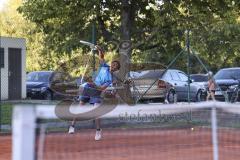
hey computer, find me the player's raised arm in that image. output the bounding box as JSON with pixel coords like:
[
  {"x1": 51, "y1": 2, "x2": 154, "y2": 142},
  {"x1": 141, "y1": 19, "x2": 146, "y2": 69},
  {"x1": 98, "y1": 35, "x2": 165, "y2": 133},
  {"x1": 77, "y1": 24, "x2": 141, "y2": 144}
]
[{"x1": 96, "y1": 45, "x2": 105, "y2": 63}]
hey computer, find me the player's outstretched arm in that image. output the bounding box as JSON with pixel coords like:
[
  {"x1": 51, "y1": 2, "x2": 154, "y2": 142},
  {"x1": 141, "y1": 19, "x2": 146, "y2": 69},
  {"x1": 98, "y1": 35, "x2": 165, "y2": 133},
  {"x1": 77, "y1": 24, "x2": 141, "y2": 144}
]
[{"x1": 96, "y1": 45, "x2": 105, "y2": 63}]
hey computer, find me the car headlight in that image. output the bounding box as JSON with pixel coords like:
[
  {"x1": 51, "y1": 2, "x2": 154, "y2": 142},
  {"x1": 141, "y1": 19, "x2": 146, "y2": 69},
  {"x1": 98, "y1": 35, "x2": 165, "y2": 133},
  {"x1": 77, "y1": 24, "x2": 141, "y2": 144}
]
[
  {"x1": 40, "y1": 87, "x2": 47, "y2": 92},
  {"x1": 229, "y1": 85, "x2": 238, "y2": 89}
]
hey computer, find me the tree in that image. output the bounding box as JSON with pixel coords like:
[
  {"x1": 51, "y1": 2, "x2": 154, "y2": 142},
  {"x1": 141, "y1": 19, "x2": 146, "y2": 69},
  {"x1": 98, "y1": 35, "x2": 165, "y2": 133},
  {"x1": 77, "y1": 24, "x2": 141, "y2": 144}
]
[
  {"x1": 18, "y1": 0, "x2": 240, "y2": 74},
  {"x1": 0, "y1": 0, "x2": 47, "y2": 71},
  {"x1": 0, "y1": 0, "x2": 87, "y2": 73},
  {"x1": 151, "y1": 0, "x2": 240, "y2": 72},
  {"x1": 18, "y1": 1, "x2": 161, "y2": 72}
]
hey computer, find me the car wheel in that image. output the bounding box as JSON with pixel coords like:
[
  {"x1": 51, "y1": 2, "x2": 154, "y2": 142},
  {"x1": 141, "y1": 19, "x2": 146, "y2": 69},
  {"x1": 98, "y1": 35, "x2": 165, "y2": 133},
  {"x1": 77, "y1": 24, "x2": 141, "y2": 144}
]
[
  {"x1": 196, "y1": 90, "x2": 205, "y2": 102},
  {"x1": 167, "y1": 90, "x2": 177, "y2": 104},
  {"x1": 44, "y1": 90, "x2": 53, "y2": 100}
]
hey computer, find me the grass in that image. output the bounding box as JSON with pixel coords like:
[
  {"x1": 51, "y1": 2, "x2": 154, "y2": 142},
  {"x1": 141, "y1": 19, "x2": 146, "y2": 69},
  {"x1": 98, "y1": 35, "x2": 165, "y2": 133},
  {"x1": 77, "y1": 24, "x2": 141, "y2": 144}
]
[{"x1": 0, "y1": 103, "x2": 13, "y2": 125}]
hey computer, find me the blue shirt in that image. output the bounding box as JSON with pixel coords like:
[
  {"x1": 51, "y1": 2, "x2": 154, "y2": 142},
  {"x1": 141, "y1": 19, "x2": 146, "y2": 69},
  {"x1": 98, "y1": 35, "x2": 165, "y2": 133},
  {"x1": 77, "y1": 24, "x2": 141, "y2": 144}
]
[{"x1": 94, "y1": 62, "x2": 112, "y2": 87}]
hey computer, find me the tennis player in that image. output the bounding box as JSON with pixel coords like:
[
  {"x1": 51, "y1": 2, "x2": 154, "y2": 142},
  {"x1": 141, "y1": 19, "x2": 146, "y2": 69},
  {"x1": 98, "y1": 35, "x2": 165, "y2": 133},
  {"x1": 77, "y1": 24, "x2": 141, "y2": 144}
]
[{"x1": 68, "y1": 45, "x2": 121, "y2": 141}]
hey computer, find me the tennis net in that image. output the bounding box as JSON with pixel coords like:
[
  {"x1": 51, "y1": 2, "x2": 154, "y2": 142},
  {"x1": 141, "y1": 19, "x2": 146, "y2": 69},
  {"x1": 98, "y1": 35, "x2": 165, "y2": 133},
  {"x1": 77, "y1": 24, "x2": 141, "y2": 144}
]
[{"x1": 11, "y1": 101, "x2": 240, "y2": 160}]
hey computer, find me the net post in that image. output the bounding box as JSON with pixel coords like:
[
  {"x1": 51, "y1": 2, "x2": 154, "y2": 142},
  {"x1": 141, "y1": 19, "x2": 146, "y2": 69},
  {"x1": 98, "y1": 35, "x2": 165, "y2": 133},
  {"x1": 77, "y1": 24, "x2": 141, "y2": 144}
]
[
  {"x1": 211, "y1": 105, "x2": 219, "y2": 160},
  {"x1": 12, "y1": 105, "x2": 36, "y2": 160}
]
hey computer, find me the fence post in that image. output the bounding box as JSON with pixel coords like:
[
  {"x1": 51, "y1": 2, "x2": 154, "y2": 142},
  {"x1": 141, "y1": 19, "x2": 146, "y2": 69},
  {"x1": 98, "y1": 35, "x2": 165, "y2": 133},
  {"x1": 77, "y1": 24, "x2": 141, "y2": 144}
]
[
  {"x1": 0, "y1": 38, "x2": 1, "y2": 132},
  {"x1": 12, "y1": 105, "x2": 36, "y2": 160},
  {"x1": 0, "y1": 103, "x2": 1, "y2": 132},
  {"x1": 211, "y1": 106, "x2": 219, "y2": 160}
]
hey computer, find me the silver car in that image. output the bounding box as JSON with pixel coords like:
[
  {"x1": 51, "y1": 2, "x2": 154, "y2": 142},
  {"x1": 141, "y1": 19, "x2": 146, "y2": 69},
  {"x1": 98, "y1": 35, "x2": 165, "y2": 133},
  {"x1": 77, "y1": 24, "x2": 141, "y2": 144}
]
[
  {"x1": 129, "y1": 69, "x2": 205, "y2": 103},
  {"x1": 190, "y1": 74, "x2": 208, "y2": 95}
]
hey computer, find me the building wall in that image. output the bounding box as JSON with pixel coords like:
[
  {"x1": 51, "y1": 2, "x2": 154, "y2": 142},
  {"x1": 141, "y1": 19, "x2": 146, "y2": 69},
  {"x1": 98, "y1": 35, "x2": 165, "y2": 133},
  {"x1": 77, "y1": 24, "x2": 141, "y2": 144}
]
[{"x1": 0, "y1": 37, "x2": 26, "y2": 100}]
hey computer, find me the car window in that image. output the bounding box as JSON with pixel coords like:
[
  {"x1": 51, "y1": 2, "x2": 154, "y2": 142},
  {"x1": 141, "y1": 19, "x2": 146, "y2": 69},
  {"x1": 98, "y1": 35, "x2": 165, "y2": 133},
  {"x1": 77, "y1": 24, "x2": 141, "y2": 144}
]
[
  {"x1": 27, "y1": 72, "x2": 51, "y2": 82},
  {"x1": 190, "y1": 75, "x2": 208, "y2": 82},
  {"x1": 215, "y1": 69, "x2": 240, "y2": 80},
  {"x1": 170, "y1": 71, "x2": 181, "y2": 81},
  {"x1": 129, "y1": 70, "x2": 164, "y2": 79},
  {"x1": 178, "y1": 72, "x2": 188, "y2": 82},
  {"x1": 163, "y1": 71, "x2": 172, "y2": 81}
]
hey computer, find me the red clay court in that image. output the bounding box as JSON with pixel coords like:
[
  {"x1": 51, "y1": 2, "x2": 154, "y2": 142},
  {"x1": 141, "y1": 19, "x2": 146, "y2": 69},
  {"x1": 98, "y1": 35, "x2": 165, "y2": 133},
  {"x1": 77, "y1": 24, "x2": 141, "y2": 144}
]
[{"x1": 1, "y1": 127, "x2": 240, "y2": 160}]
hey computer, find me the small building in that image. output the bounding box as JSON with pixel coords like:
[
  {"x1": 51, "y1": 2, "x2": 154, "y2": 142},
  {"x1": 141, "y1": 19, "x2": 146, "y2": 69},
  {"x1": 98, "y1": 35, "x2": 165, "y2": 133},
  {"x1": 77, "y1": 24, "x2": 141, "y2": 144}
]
[{"x1": 0, "y1": 37, "x2": 26, "y2": 100}]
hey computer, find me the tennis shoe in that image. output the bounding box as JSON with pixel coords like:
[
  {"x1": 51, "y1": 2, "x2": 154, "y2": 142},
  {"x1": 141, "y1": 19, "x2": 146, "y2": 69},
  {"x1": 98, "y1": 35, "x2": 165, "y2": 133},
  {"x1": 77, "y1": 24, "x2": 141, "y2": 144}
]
[
  {"x1": 95, "y1": 129, "x2": 102, "y2": 141},
  {"x1": 68, "y1": 125, "x2": 75, "y2": 134}
]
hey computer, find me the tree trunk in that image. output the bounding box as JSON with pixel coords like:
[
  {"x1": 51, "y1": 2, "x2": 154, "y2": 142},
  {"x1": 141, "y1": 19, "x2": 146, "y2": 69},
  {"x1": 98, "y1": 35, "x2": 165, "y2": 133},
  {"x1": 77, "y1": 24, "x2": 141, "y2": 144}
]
[
  {"x1": 117, "y1": 0, "x2": 135, "y2": 105},
  {"x1": 120, "y1": 0, "x2": 132, "y2": 77}
]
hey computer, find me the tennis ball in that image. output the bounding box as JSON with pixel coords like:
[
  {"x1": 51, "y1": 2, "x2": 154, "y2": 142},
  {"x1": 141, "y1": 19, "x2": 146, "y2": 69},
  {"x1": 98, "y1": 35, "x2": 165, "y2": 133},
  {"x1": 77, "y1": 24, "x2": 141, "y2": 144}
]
[{"x1": 191, "y1": 127, "x2": 194, "y2": 131}]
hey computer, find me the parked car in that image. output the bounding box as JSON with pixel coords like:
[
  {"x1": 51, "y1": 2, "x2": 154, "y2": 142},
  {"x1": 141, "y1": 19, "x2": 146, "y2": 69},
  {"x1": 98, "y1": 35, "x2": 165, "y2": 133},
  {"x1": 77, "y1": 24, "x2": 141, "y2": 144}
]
[
  {"x1": 127, "y1": 69, "x2": 205, "y2": 103},
  {"x1": 27, "y1": 71, "x2": 78, "y2": 100},
  {"x1": 214, "y1": 67, "x2": 240, "y2": 101},
  {"x1": 190, "y1": 74, "x2": 208, "y2": 97},
  {"x1": 190, "y1": 74, "x2": 208, "y2": 84}
]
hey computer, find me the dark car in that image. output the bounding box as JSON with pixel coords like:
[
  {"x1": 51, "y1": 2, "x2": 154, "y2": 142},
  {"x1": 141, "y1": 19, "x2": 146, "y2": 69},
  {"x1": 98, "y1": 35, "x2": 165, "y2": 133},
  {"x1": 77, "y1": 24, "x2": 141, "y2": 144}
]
[
  {"x1": 214, "y1": 68, "x2": 240, "y2": 101},
  {"x1": 128, "y1": 69, "x2": 205, "y2": 103},
  {"x1": 27, "y1": 71, "x2": 78, "y2": 100}
]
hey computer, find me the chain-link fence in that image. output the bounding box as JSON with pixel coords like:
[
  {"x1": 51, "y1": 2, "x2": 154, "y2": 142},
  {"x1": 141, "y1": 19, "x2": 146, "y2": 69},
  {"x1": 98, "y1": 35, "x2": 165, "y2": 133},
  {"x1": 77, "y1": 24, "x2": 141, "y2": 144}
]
[{"x1": 1, "y1": 1, "x2": 240, "y2": 134}]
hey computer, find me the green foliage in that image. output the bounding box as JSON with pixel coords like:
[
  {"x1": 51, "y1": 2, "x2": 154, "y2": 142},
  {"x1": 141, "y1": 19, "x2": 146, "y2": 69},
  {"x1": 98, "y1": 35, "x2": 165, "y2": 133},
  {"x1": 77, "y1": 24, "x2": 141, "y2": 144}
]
[
  {"x1": 134, "y1": 0, "x2": 240, "y2": 72},
  {"x1": 18, "y1": 0, "x2": 97, "y2": 53},
  {"x1": 0, "y1": 0, "x2": 46, "y2": 72},
  {"x1": 2, "y1": 0, "x2": 240, "y2": 74},
  {"x1": 0, "y1": 0, "x2": 87, "y2": 75}
]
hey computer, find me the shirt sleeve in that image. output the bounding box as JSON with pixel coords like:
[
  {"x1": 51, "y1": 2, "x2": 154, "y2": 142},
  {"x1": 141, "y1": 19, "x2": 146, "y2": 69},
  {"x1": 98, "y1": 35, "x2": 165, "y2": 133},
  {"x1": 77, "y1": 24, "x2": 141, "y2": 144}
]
[{"x1": 100, "y1": 61, "x2": 109, "y2": 67}]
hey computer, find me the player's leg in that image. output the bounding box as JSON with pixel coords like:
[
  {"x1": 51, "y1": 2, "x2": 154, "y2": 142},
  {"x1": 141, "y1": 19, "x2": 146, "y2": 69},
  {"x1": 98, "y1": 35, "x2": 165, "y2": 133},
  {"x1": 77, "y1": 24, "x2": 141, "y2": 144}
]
[
  {"x1": 210, "y1": 91, "x2": 215, "y2": 101},
  {"x1": 68, "y1": 98, "x2": 88, "y2": 134},
  {"x1": 93, "y1": 103, "x2": 102, "y2": 140},
  {"x1": 95, "y1": 118, "x2": 102, "y2": 141},
  {"x1": 89, "y1": 91, "x2": 103, "y2": 140},
  {"x1": 206, "y1": 91, "x2": 210, "y2": 101}
]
